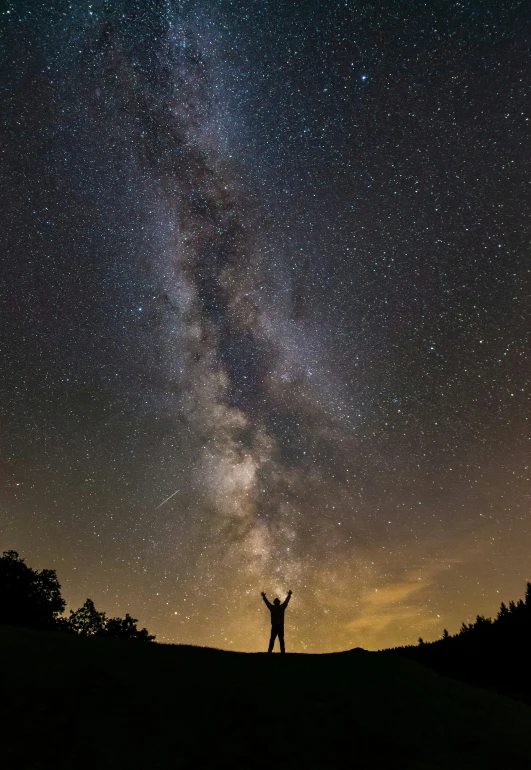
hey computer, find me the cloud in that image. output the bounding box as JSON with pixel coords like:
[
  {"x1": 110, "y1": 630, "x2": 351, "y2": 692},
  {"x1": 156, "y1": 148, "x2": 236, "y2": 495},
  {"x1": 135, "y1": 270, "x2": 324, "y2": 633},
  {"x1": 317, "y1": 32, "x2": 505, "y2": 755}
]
[
  {"x1": 342, "y1": 558, "x2": 460, "y2": 647},
  {"x1": 346, "y1": 607, "x2": 438, "y2": 635}
]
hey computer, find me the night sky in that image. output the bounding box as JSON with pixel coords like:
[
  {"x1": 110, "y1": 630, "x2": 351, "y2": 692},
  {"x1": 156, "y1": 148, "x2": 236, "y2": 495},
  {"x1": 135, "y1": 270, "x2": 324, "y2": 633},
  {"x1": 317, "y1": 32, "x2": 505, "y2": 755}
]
[{"x1": 1, "y1": 0, "x2": 530, "y2": 652}]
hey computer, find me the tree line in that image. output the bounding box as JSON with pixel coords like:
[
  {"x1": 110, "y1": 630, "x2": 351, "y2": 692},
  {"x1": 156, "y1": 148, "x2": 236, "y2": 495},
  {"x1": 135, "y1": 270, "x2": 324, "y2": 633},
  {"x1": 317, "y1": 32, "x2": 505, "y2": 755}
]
[
  {"x1": 387, "y1": 582, "x2": 531, "y2": 701},
  {"x1": 0, "y1": 550, "x2": 155, "y2": 641}
]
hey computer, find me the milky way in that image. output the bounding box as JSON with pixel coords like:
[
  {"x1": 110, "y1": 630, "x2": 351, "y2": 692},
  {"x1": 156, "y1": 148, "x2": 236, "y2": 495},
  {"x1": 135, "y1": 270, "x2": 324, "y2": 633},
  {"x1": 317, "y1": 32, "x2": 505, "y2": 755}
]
[{"x1": 1, "y1": 0, "x2": 530, "y2": 651}]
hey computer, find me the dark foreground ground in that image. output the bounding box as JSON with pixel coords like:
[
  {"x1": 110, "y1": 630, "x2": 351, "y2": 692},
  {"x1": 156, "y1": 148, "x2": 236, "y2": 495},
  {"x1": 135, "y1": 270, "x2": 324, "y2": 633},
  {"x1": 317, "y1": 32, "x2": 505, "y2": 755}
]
[{"x1": 2, "y1": 626, "x2": 531, "y2": 769}]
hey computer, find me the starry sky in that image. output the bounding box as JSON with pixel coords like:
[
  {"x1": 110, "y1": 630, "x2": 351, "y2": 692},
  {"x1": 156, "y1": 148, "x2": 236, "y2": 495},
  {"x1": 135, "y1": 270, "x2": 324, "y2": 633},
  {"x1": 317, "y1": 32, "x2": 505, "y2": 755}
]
[{"x1": 1, "y1": 0, "x2": 530, "y2": 652}]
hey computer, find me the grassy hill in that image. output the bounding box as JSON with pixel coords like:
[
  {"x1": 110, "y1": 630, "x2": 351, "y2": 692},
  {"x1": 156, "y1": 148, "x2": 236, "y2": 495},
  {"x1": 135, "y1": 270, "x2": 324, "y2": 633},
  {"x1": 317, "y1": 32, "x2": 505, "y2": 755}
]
[{"x1": 3, "y1": 626, "x2": 531, "y2": 769}]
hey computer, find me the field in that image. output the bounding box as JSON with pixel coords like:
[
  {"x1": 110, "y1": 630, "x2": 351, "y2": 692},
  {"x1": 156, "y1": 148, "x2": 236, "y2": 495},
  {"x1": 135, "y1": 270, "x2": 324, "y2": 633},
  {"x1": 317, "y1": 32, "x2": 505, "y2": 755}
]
[{"x1": 3, "y1": 625, "x2": 531, "y2": 769}]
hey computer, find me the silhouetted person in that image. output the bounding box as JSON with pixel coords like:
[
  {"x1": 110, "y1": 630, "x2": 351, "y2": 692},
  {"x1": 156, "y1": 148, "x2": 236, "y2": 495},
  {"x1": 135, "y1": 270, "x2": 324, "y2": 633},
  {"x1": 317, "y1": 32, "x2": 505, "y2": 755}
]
[{"x1": 261, "y1": 590, "x2": 292, "y2": 653}]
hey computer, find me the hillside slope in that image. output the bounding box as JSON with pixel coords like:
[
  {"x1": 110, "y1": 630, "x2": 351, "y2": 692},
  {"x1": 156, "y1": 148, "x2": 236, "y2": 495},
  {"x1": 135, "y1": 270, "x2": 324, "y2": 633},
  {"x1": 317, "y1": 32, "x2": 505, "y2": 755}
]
[{"x1": 2, "y1": 626, "x2": 531, "y2": 769}]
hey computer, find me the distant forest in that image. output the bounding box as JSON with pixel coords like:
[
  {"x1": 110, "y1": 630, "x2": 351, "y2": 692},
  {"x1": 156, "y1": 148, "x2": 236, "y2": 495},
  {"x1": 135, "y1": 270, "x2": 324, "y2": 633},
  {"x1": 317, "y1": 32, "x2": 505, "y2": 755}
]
[
  {"x1": 0, "y1": 551, "x2": 155, "y2": 641},
  {"x1": 387, "y1": 584, "x2": 531, "y2": 703}
]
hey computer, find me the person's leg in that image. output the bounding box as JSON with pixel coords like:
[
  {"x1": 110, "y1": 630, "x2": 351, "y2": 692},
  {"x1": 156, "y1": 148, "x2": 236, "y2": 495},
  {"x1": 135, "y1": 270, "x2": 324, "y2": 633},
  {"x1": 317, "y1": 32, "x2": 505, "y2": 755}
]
[
  {"x1": 279, "y1": 626, "x2": 285, "y2": 654},
  {"x1": 268, "y1": 626, "x2": 277, "y2": 653}
]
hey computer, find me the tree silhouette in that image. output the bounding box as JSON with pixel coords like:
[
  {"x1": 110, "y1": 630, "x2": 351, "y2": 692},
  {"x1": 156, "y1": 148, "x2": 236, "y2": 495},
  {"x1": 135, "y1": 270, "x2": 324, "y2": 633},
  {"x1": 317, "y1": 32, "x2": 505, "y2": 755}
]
[
  {"x1": 0, "y1": 551, "x2": 156, "y2": 642},
  {"x1": 497, "y1": 601, "x2": 509, "y2": 620},
  {"x1": 68, "y1": 600, "x2": 156, "y2": 641},
  {"x1": 0, "y1": 550, "x2": 65, "y2": 629},
  {"x1": 105, "y1": 613, "x2": 155, "y2": 641},
  {"x1": 389, "y1": 581, "x2": 531, "y2": 702},
  {"x1": 68, "y1": 598, "x2": 106, "y2": 636}
]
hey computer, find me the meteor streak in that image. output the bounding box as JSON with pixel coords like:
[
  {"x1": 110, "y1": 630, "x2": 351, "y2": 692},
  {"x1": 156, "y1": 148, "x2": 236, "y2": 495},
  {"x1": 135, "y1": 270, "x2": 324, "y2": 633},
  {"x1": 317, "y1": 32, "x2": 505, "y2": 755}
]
[{"x1": 155, "y1": 489, "x2": 180, "y2": 510}]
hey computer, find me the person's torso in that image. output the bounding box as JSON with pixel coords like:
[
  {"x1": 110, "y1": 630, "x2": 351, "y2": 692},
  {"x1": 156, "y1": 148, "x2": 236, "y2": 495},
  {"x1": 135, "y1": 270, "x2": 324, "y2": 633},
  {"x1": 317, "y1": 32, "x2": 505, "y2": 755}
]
[{"x1": 270, "y1": 604, "x2": 285, "y2": 624}]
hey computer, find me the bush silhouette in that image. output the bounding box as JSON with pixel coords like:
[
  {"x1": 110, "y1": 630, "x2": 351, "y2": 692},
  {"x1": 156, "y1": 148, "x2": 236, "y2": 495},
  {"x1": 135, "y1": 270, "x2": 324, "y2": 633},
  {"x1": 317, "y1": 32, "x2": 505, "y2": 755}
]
[
  {"x1": 105, "y1": 613, "x2": 155, "y2": 641},
  {"x1": 68, "y1": 600, "x2": 156, "y2": 641}
]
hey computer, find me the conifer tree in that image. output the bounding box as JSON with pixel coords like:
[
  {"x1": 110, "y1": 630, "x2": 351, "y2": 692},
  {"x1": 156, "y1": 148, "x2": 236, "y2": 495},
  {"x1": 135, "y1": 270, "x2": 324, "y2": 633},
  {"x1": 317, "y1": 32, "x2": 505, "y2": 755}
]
[{"x1": 497, "y1": 601, "x2": 509, "y2": 620}]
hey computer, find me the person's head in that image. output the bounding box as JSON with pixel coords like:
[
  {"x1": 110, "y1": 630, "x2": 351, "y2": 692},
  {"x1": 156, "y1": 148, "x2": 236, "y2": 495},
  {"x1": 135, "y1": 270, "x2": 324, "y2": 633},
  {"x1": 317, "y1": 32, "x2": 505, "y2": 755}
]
[{"x1": 273, "y1": 597, "x2": 281, "y2": 606}]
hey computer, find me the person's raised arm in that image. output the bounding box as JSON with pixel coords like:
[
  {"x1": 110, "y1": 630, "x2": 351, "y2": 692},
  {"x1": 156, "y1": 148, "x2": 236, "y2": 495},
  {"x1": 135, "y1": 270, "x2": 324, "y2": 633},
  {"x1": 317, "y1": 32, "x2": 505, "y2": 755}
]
[
  {"x1": 261, "y1": 591, "x2": 273, "y2": 609},
  {"x1": 282, "y1": 589, "x2": 293, "y2": 608}
]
